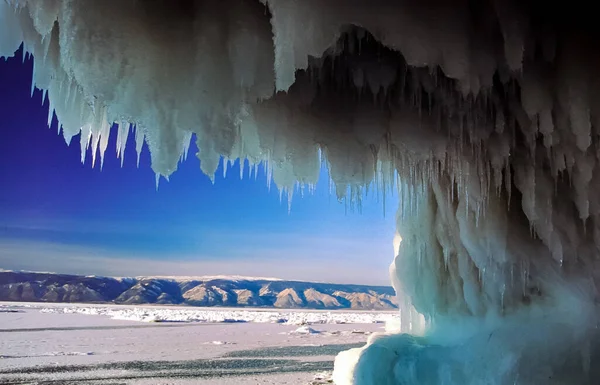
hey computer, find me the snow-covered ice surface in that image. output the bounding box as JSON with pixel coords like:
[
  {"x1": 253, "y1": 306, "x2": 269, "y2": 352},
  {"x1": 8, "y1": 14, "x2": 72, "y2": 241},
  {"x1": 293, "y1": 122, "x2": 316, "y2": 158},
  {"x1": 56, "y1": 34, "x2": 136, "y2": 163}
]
[
  {"x1": 27, "y1": 302, "x2": 397, "y2": 325},
  {"x1": 0, "y1": 302, "x2": 387, "y2": 384}
]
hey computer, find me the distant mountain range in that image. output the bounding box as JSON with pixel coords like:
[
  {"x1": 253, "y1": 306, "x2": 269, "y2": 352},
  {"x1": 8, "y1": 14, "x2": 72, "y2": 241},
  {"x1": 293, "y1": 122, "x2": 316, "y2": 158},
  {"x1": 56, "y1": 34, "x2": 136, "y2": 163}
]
[{"x1": 0, "y1": 271, "x2": 398, "y2": 310}]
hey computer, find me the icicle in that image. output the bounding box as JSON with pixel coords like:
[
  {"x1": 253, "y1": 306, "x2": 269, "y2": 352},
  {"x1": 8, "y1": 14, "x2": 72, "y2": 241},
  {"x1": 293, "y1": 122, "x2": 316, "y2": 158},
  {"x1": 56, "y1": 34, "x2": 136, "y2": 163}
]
[
  {"x1": 99, "y1": 123, "x2": 110, "y2": 170},
  {"x1": 46, "y1": 99, "x2": 53, "y2": 127},
  {"x1": 181, "y1": 132, "x2": 192, "y2": 162},
  {"x1": 30, "y1": 62, "x2": 35, "y2": 97},
  {"x1": 116, "y1": 121, "x2": 130, "y2": 167},
  {"x1": 134, "y1": 127, "x2": 144, "y2": 168},
  {"x1": 90, "y1": 131, "x2": 100, "y2": 169},
  {"x1": 287, "y1": 189, "x2": 293, "y2": 213},
  {"x1": 266, "y1": 161, "x2": 273, "y2": 191},
  {"x1": 223, "y1": 157, "x2": 229, "y2": 179},
  {"x1": 79, "y1": 125, "x2": 92, "y2": 165}
]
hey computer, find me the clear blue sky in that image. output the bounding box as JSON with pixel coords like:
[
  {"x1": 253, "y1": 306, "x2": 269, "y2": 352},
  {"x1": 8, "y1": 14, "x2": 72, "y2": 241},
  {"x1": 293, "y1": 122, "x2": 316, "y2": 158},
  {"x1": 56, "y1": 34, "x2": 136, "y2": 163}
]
[{"x1": 0, "y1": 51, "x2": 397, "y2": 285}]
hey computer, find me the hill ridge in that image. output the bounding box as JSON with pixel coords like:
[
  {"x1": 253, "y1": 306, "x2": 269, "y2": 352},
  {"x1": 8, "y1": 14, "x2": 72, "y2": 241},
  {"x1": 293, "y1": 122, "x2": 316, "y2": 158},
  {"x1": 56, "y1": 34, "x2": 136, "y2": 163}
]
[{"x1": 0, "y1": 271, "x2": 397, "y2": 310}]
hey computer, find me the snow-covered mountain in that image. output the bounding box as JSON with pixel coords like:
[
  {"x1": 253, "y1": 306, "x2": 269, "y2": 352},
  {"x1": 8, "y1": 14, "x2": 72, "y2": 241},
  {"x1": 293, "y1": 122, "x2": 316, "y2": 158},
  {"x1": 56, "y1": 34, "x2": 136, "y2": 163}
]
[{"x1": 0, "y1": 271, "x2": 397, "y2": 310}]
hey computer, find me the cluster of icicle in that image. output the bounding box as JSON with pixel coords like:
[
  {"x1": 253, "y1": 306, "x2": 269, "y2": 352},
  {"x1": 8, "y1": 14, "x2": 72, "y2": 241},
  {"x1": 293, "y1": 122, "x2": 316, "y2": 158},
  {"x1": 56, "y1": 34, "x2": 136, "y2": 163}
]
[{"x1": 2, "y1": 0, "x2": 600, "y2": 383}]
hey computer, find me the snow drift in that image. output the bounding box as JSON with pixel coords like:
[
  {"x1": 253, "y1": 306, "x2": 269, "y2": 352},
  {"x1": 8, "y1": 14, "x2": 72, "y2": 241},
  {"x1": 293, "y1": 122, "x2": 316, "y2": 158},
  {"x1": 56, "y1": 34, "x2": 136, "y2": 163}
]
[{"x1": 2, "y1": 0, "x2": 600, "y2": 383}]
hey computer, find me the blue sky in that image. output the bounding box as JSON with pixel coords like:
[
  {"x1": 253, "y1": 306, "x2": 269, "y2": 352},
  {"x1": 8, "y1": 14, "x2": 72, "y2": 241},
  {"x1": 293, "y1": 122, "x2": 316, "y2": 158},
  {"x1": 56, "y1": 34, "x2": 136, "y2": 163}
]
[{"x1": 0, "y1": 51, "x2": 397, "y2": 285}]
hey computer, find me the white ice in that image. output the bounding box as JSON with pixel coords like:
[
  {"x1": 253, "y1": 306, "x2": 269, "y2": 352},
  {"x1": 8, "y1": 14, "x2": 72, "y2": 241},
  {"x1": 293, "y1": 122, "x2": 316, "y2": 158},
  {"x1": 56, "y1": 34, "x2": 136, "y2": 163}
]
[{"x1": 29, "y1": 303, "x2": 398, "y2": 326}]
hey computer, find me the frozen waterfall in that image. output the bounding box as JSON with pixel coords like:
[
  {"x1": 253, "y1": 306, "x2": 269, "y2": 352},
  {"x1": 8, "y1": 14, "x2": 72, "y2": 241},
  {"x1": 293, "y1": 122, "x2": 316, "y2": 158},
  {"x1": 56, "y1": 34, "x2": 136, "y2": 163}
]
[{"x1": 2, "y1": 0, "x2": 600, "y2": 383}]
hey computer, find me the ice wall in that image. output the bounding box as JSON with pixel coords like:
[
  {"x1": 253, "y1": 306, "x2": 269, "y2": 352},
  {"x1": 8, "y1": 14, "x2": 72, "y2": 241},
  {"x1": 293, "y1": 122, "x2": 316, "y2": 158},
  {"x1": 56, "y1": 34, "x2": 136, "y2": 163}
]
[{"x1": 2, "y1": 0, "x2": 600, "y2": 383}]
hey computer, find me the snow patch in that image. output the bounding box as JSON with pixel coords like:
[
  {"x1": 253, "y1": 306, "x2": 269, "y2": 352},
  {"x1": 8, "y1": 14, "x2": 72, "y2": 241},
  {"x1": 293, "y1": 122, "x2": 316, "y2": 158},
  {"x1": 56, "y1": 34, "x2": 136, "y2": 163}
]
[
  {"x1": 291, "y1": 326, "x2": 320, "y2": 335},
  {"x1": 1, "y1": 351, "x2": 94, "y2": 359},
  {"x1": 204, "y1": 341, "x2": 236, "y2": 346}
]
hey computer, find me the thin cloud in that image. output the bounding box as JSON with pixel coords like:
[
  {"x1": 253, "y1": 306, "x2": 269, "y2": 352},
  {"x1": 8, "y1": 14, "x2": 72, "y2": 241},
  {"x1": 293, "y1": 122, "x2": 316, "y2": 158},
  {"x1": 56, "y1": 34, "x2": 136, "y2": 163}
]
[
  {"x1": 0, "y1": 238, "x2": 393, "y2": 286},
  {"x1": 0, "y1": 215, "x2": 396, "y2": 259},
  {"x1": 0, "y1": 210, "x2": 396, "y2": 285}
]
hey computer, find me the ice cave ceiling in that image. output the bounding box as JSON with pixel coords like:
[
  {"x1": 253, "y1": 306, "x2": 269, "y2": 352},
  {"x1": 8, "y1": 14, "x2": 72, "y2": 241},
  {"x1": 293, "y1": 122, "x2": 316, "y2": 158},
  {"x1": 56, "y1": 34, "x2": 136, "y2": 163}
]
[{"x1": 2, "y1": 1, "x2": 600, "y2": 383}]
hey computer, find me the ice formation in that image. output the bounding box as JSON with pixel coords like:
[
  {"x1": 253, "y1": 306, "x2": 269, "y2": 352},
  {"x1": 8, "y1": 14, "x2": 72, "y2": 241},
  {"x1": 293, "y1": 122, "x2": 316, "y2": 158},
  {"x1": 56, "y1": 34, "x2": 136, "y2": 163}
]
[
  {"x1": 33, "y1": 304, "x2": 397, "y2": 326},
  {"x1": 2, "y1": 0, "x2": 600, "y2": 383}
]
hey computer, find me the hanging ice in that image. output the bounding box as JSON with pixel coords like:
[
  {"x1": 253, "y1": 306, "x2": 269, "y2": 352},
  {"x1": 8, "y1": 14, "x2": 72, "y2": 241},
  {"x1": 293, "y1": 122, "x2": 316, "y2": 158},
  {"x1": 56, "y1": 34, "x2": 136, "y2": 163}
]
[{"x1": 2, "y1": 0, "x2": 600, "y2": 383}]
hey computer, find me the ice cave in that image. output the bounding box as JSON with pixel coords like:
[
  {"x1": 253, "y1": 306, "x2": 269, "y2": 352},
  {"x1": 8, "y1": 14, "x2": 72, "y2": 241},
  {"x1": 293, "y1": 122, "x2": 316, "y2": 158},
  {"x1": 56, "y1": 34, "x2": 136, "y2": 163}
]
[{"x1": 2, "y1": 0, "x2": 600, "y2": 383}]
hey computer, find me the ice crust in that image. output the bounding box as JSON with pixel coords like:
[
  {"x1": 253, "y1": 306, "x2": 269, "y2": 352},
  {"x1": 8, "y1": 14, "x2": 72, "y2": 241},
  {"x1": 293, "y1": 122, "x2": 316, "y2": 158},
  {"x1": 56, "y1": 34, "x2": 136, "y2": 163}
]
[
  {"x1": 36, "y1": 305, "x2": 396, "y2": 326},
  {"x1": 2, "y1": 0, "x2": 600, "y2": 383}
]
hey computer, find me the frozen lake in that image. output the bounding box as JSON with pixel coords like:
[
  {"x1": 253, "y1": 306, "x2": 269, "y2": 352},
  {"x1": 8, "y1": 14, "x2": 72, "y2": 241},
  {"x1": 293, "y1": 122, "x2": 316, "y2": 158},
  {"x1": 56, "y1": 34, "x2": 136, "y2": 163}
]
[{"x1": 0, "y1": 302, "x2": 394, "y2": 384}]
